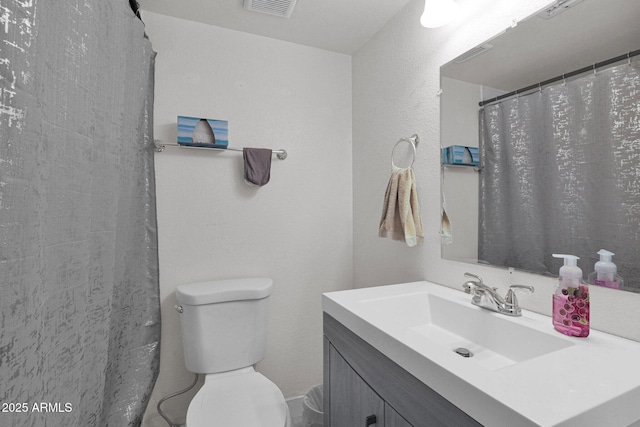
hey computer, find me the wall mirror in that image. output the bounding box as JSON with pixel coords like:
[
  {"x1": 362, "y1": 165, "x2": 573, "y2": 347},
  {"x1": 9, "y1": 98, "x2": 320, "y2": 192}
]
[{"x1": 440, "y1": 0, "x2": 640, "y2": 293}]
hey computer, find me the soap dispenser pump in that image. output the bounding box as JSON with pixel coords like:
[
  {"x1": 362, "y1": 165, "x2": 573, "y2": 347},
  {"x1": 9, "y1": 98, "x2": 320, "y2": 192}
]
[
  {"x1": 588, "y1": 249, "x2": 624, "y2": 290},
  {"x1": 552, "y1": 254, "x2": 589, "y2": 337}
]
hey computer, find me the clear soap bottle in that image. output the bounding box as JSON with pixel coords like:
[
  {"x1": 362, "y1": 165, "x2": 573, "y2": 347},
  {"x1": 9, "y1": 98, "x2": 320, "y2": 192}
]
[
  {"x1": 588, "y1": 249, "x2": 624, "y2": 290},
  {"x1": 552, "y1": 254, "x2": 589, "y2": 337}
]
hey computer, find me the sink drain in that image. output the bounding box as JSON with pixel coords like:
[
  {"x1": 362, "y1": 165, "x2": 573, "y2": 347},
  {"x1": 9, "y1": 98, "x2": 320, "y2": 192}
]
[{"x1": 454, "y1": 347, "x2": 473, "y2": 358}]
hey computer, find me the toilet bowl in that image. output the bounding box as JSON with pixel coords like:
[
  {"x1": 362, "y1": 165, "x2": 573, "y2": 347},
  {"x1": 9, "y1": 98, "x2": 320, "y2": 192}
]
[
  {"x1": 176, "y1": 278, "x2": 293, "y2": 427},
  {"x1": 186, "y1": 368, "x2": 293, "y2": 427}
]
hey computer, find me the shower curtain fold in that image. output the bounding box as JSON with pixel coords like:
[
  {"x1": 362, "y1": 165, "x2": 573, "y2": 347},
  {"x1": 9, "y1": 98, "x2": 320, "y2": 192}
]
[{"x1": 0, "y1": 2, "x2": 160, "y2": 426}]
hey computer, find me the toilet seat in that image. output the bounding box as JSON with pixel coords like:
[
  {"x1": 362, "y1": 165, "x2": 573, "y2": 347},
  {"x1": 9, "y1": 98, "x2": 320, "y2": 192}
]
[{"x1": 186, "y1": 368, "x2": 290, "y2": 427}]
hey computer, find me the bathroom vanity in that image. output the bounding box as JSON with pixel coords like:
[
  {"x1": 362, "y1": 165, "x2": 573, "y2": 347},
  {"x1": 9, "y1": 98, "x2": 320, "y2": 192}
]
[
  {"x1": 324, "y1": 313, "x2": 480, "y2": 426},
  {"x1": 323, "y1": 281, "x2": 640, "y2": 427}
]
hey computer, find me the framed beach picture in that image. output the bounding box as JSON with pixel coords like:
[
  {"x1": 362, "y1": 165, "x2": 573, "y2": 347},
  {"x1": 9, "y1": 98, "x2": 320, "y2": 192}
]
[{"x1": 177, "y1": 116, "x2": 229, "y2": 149}]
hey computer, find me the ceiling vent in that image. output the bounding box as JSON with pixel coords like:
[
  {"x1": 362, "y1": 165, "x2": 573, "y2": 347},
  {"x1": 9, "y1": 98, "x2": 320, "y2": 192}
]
[
  {"x1": 453, "y1": 43, "x2": 493, "y2": 63},
  {"x1": 537, "y1": 0, "x2": 584, "y2": 19},
  {"x1": 243, "y1": 0, "x2": 299, "y2": 18}
]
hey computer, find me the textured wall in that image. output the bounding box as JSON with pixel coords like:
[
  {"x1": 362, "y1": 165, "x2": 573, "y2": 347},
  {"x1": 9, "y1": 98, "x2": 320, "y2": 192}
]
[
  {"x1": 141, "y1": 12, "x2": 353, "y2": 426},
  {"x1": 352, "y1": 0, "x2": 640, "y2": 342}
]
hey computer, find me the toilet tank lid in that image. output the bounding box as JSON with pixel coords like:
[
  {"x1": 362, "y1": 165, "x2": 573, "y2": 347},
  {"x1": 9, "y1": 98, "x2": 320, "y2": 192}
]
[{"x1": 176, "y1": 278, "x2": 273, "y2": 305}]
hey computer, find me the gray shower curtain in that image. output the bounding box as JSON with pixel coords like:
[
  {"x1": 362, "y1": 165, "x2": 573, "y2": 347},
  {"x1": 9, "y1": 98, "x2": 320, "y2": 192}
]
[
  {"x1": 0, "y1": 1, "x2": 160, "y2": 426},
  {"x1": 479, "y1": 58, "x2": 640, "y2": 290}
]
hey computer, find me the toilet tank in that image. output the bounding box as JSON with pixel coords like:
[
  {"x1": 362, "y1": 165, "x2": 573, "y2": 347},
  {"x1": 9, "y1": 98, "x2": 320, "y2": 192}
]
[{"x1": 176, "y1": 278, "x2": 273, "y2": 374}]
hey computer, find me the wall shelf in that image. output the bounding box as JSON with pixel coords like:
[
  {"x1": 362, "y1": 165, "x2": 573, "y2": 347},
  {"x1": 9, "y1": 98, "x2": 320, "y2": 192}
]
[{"x1": 442, "y1": 164, "x2": 482, "y2": 172}]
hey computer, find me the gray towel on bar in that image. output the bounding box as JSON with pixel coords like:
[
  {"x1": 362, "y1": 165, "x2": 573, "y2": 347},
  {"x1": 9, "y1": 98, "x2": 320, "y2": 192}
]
[{"x1": 243, "y1": 148, "x2": 272, "y2": 186}]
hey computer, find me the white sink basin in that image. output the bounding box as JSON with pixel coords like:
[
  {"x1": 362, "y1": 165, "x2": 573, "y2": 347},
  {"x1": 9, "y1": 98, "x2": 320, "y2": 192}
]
[
  {"x1": 323, "y1": 281, "x2": 640, "y2": 427},
  {"x1": 362, "y1": 292, "x2": 572, "y2": 370}
]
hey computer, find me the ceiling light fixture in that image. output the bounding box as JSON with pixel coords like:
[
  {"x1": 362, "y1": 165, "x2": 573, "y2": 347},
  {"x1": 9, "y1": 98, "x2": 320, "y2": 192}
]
[{"x1": 420, "y1": 0, "x2": 460, "y2": 28}]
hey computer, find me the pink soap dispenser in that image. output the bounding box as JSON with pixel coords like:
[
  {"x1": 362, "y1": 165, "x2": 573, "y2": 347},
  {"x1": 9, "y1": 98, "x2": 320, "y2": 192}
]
[{"x1": 552, "y1": 254, "x2": 589, "y2": 337}]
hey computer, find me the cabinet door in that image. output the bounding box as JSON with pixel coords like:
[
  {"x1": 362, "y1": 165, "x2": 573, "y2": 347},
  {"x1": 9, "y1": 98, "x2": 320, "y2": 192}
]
[
  {"x1": 385, "y1": 404, "x2": 412, "y2": 427},
  {"x1": 329, "y1": 344, "x2": 385, "y2": 427},
  {"x1": 325, "y1": 314, "x2": 482, "y2": 427}
]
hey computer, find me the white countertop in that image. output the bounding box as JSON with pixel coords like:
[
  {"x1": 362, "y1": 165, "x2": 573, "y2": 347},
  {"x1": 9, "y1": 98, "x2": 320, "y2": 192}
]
[{"x1": 323, "y1": 281, "x2": 640, "y2": 427}]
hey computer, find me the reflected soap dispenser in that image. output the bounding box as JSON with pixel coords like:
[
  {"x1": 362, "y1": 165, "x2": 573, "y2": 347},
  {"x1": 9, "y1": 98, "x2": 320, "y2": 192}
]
[
  {"x1": 552, "y1": 254, "x2": 589, "y2": 337},
  {"x1": 588, "y1": 249, "x2": 624, "y2": 290}
]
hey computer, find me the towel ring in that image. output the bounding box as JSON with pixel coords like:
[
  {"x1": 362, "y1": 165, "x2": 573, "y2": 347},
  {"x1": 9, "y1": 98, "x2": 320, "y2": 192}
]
[{"x1": 391, "y1": 136, "x2": 417, "y2": 168}]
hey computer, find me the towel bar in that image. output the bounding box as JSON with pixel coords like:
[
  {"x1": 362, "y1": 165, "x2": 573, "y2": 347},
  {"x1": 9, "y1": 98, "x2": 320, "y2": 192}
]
[{"x1": 154, "y1": 140, "x2": 287, "y2": 160}]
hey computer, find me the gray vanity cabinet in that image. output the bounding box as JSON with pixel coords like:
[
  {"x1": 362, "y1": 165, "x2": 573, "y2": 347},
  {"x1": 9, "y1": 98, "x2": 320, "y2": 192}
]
[
  {"x1": 323, "y1": 313, "x2": 482, "y2": 427},
  {"x1": 328, "y1": 340, "x2": 411, "y2": 427},
  {"x1": 385, "y1": 406, "x2": 412, "y2": 427},
  {"x1": 328, "y1": 343, "x2": 385, "y2": 426}
]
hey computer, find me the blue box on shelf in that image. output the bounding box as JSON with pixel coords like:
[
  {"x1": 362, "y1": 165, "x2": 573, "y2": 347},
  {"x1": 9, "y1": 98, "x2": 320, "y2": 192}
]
[
  {"x1": 441, "y1": 145, "x2": 479, "y2": 166},
  {"x1": 177, "y1": 115, "x2": 229, "y2": 149}
]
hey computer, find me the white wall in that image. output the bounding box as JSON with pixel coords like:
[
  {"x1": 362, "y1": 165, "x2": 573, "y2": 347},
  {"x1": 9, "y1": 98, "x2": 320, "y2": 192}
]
[
  {"x1": 440, "y1": 76, "x2": 481, "y2": 263},
  {"x1": 352, "y1": 0, "x2": 640, "y2": 342},
  {"x1": 141, "y1": 12, "x2": 353, "y2": 426},
  {"x1": 439, "y1": 77, "x2": 506, "y2": 263}
]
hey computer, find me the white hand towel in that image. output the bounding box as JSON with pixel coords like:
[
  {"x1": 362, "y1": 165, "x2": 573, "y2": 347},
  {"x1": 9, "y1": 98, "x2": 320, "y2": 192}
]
[{"x1": 379, "y1": 166, "x2": 424, "y2": 247}]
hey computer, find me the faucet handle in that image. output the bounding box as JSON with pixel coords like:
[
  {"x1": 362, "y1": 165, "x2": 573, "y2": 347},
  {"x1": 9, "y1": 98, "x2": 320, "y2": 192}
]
[
  {"x1": 464, "y1": 272, "x2": 483, "y2": 284},
  {"x1": 505, "y1": 285, "x2": 534, "y2": 307},
  {"x1": 509, "y1": 284, "x2": 535, "y2": 293}
]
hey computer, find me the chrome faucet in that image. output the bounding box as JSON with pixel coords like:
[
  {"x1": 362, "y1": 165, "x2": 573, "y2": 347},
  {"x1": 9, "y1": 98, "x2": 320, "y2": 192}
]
[{"x1": 462, "y1": 272, "x2": 534, "y2": 317}]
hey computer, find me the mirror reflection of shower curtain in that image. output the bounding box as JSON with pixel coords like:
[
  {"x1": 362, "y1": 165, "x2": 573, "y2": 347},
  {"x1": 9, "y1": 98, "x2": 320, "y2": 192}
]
[
  {"x1": 478, "y1": 59, "x2": 640, "y2": 290},
  {"x1": 0, "y1": 2, "x2": 160, "y2": 426}
]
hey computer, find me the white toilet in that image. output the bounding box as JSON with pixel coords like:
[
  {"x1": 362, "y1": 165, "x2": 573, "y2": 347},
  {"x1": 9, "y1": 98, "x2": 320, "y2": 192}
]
[{"x1": 176, "y1": 278, "x2": 293, "y2": 427}]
